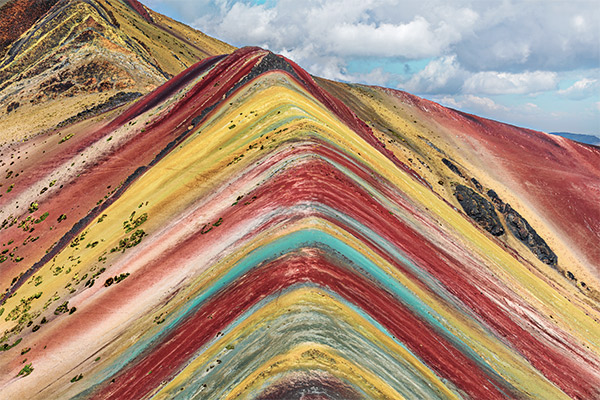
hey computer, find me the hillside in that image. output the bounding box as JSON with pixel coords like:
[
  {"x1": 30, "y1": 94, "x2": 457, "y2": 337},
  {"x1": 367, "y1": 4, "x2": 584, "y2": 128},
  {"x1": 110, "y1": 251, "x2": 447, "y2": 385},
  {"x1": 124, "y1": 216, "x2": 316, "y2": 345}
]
[
  {"x1": 0, "y1": 2, "x2": 599, "y2": 399},
  {"x1": 0, "y1": 0, "x2": 234, "y2": 143}
]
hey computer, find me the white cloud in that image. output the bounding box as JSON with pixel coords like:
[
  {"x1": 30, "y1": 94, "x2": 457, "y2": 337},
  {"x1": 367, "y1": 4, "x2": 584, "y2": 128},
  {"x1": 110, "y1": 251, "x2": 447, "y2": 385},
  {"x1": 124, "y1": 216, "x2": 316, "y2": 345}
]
[
  {"x1": 463, "y1": 71, "x2": 558, "y2": 95},
  {"x1": 558, "y1": 78, "x2": 600, "y2": 100},
  {"x1": 524, "y1": 102, "x2": 540, "y2": 111},
  {"x1": 191, "y1": 0, "x2": 480, "y2": 82},
  {"x1": 436, "y1": 94, "x2": 509, "y2": 113},
  {"x1": 327, "y1": 12, "x2": 477, "y2": 59},
  {"x1": 147, "y1": 0, "x2": 600, "y2": 135},
  {"x1": 402, "y1": 58, "x2": 558, "y2": 97},
  {"x1": 401, "y1": 55, "x2": 466, "y2": 94}
]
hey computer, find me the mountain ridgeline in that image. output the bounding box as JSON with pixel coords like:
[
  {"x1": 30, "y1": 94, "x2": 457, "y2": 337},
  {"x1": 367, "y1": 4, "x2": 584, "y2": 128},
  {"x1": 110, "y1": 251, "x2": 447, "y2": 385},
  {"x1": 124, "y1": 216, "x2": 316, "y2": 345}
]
[{"x1": 0, "y1": 1, "x2": 599, "y2": 399}]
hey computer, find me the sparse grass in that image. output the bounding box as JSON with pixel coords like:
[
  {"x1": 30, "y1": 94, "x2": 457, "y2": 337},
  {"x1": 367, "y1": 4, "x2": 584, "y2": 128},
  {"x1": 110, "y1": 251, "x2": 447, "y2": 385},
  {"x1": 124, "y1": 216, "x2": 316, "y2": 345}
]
[
  {"x1": 58, "y1": 134, "x2": 74, "y2": 144},
  {"x1": 17, "y1": 363, "x2": 33, "y2": 377}
]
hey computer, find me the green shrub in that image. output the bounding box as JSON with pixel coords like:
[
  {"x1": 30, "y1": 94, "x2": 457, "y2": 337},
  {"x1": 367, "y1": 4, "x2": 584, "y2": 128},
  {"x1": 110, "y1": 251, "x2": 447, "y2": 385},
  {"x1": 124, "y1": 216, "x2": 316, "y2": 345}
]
[{"x1": 17, "y1": 363, "x2": 33, "y2": 377}]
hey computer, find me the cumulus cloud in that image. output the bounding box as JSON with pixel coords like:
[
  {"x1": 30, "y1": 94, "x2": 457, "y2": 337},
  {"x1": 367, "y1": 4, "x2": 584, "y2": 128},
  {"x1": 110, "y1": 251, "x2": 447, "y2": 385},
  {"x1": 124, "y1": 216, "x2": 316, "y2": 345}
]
[
  {"x1": 463, "y1": 71, "x2": 558, "y2": 95},
  {"x1": 401, "y1": 58, "x2": 558, "y2": 96},
  {"x1": 401, "y1": 55, "x2": 466, "y2": 94},
  {"x1": 145, "y1": 0, "x2": 599, "y2": 134},
  {"x1": 187, "y1": 0, "x2": 480, "y2": 81},
  {"x1": 558, "y1": 78, "x2": 600, "y2": 100},
  {"x1": 436, "y1": 94, "x2": 509, "y2": 113},
  {"x1": 327, "y1": 13, "x2": 476, "y2": 59},
  {"x1": 454, "y1": 1, "x2": 599, "y2": 72}
]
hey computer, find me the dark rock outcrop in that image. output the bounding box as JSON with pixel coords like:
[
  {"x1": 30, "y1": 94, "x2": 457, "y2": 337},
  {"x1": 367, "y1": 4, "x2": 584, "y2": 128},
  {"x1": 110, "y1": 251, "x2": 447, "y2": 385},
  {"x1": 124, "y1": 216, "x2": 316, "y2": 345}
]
[
  {"x1": 487, "y1": 189, "x2": 557, "y2": 266},
  {"x1": 442, "y1": 158, "x2": 464, "y2": 178},
  {"x1": 56, "y1": 91, "x2": 142, "y2": 128},
  {"x1": 455, "y1": 185, "x2": 504, "y2": 236},
  {"x1": 6, "y1": 101, "x2": 19, "y2": 113}
]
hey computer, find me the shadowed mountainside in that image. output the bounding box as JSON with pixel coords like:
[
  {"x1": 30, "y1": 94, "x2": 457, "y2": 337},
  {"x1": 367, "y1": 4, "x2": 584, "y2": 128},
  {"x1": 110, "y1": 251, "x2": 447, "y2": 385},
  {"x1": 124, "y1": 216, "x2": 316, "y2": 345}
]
[{"x1": 0, "y1": 3, "x2": 599, "y2": 400}]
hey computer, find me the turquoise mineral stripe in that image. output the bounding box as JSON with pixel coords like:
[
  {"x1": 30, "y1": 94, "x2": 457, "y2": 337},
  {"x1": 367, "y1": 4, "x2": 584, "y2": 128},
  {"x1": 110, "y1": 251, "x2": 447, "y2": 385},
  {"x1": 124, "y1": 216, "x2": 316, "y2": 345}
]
[
  {"x1": 155, "y1": 282, "x2": 463, "y2": 400},
  {"x1": 96, "y1": 226, "x2": 514, "y2": 395}
]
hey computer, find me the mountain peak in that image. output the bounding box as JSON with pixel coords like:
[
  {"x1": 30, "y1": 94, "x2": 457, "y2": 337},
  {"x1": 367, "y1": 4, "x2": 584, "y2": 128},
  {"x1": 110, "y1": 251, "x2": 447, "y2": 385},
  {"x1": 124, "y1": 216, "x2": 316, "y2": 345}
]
[{"x1": 0, "y1": 2, "x2": 599, "y2": 399}]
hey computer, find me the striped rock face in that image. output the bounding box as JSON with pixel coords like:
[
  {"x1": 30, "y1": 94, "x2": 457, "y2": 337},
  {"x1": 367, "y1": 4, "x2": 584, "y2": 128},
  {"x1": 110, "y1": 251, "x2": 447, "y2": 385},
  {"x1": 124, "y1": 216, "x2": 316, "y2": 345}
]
[
  {"x1": 0, "y1": 32, "x2": 599, "y2": 400},
  {"x1": 0, "y1": 0, "x2": 234, "y2": 142}
]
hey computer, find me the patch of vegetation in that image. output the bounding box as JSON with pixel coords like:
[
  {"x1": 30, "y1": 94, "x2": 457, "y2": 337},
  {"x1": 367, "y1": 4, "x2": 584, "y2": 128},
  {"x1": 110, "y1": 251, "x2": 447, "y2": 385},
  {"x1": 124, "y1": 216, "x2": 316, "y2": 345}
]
[
  {"x1": 104, "y1": 273, "x2": 130, "y2": 287},
  {"x1": 110, "y1": 230, "x2": 146, "y2": 253},
  {"x1": 123, "y1": 212, "x2": 147, "y2": 233},
  {"x1": 0, "y1": 338, "x2": 21, "y2": 352},
  {"x1": 70, "y1": 231, "x2": 88, "y2": 248},
  {"x1": 153, "y1": 313, "x2": 165, "y2": 325},
  {"x1": 5, "y1": 292, "x2": 42, "y2": 322},
  {"x1": 58, "y1": 133, "x2": 74, "y2": 144},
  {"x1": 227, "y1": 154, "x2": 244, "y2": 166},
  {"x1": 54, "y1": 301, "x2": 69, "y2": 315},
  {"x1": 34, "y1": 212, "x2": 49, "y2": 224},
  {"x1": 70, "y1": 374, "x2": 83, "y2": 382},
  {"x1": 17, "y1": 363, "x2": 33, "y2": 377}
]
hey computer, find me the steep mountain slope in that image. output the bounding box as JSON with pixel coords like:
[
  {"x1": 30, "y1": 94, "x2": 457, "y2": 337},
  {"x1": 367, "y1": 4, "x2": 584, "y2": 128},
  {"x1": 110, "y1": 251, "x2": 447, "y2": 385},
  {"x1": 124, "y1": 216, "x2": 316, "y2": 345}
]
[
  {"x1": 1, "y1": 3, "x2": 599, "y2": 400},
  {"x1": 0, "y1": 0, "x2": 234, "y2": 143},
  {"x1": 317, "y1": 78, "x2": 600, "y2": 294},
  {"x1": 0, "y1": 45, "x2": 598, "y2": 400}
]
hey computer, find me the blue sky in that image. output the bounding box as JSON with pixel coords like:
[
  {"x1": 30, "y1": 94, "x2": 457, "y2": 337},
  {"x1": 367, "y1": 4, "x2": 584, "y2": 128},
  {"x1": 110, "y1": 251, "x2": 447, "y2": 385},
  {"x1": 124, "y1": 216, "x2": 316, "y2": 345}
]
[{"x1": 145, "y1": 0, "x2": 599, "y2": 136}]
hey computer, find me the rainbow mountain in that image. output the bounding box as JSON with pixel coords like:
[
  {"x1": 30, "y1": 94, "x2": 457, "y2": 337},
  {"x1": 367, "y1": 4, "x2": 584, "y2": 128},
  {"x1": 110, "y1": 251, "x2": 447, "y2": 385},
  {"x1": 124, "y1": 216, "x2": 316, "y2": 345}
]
[{"x1": 0, "y1": 1, "x2": 599, "y2": 399}]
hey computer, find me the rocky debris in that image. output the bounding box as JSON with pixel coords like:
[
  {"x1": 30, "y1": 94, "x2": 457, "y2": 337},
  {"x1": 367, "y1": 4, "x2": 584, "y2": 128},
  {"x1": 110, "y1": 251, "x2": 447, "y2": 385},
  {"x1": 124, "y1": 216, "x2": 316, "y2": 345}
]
[
  {"x1": 471, "y1": 177, "x2": 483, "y2": 192},
  {"x1": 6, "y1": 101, "x2": 19, "y2": 113},
  {"x1": 418, "y1": 135, "x2": 445, "y2": 154},
  {"x1": 442, "y1": 158, "x2": 464, "y2": 178},
  {"x1": 229, "y1": 51, "x2": 302, "y2": 97},
  {"x1": 455, "y1": 185, "x2": 505, "y2": 236},
  {"x1": 35, "y1": 60, "x2": 133, "y2": 102},
  {"x1": 0, "y1": 0, "x2": 59, "y2": 59},
  {"x1": 487, "y1": 189, "x2": 557, "y2": 266},
  {"x1": 56, "y1": 91, "x2": 142, "y2": 128}
]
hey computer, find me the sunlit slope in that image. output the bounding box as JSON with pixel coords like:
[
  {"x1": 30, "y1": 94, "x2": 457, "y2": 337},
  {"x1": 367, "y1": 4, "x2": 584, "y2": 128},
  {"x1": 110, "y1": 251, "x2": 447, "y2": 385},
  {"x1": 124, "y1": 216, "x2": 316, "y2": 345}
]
[
  {"x1": 318, "y1": 78, "x2": 600, "y2": 299},
  {"x1": 0, "y1": 0, "x2": 234, "y2": 143},
  {"x1": 0, "y1": 47, "x2": 599, "y2": 399}
]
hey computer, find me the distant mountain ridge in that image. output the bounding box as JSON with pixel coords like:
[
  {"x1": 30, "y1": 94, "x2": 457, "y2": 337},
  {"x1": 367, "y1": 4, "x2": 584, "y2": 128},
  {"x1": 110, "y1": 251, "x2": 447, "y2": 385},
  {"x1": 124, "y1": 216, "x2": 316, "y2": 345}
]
[{"x1": 550, "y1": 131, "x2": 600, "y2": 146}]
